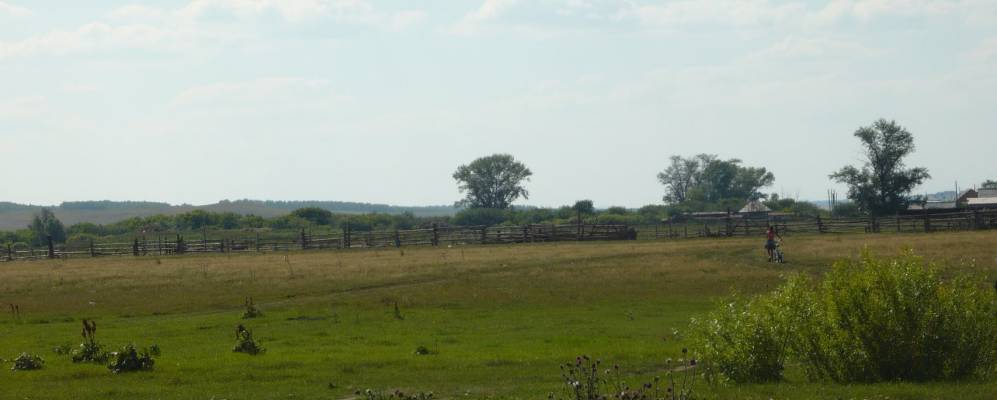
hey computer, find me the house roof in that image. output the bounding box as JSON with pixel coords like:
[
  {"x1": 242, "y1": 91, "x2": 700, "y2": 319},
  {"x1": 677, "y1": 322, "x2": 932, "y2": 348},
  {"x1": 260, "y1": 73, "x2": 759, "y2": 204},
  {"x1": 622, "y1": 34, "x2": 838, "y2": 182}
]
[
  {"x1": 978, "y1": 188, "x2": 997, "y2": 198},
  {"x1": 739, "y1": 200, "x2": 771, "y2": 213},
  {"x1": 967, "y1": 197, "x2": 997, "y2": 206},
  {"x1": 957, "y1": 189, "x2": 978, "y2": 202}
]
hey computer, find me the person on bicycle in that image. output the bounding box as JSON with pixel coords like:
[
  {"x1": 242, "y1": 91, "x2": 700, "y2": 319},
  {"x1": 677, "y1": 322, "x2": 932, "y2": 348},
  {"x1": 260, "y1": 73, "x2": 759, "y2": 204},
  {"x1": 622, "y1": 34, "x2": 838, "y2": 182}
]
[{"x1": 765, "y1": 225, "x2": 782, "y2": 262}]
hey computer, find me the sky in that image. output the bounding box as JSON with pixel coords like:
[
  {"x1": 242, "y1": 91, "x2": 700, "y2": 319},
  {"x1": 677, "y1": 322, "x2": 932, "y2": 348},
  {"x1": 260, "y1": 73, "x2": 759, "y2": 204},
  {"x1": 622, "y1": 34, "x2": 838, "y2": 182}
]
[{"x1": 1, "y1": 0, "x2": 996, "y2": 208}]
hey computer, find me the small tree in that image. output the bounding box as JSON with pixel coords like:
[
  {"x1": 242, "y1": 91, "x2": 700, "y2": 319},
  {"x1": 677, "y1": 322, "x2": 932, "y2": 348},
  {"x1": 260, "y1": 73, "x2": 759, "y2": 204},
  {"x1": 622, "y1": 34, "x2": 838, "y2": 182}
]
[
  {"x1": 453, "y1": 154, "x2": 532, "y2": 209},
  {"x1": 830, "y1": 119, "x2": 930, "y2": 216},
  {"x1": 29, "y1": 208, "x2": 66, "y2": 245},
  {"x1": 290, "y1": 207, "x2": 333, "y2": 225},
  {"x1": 571, "y1": 200, "x2": 594, "y2": 215}
]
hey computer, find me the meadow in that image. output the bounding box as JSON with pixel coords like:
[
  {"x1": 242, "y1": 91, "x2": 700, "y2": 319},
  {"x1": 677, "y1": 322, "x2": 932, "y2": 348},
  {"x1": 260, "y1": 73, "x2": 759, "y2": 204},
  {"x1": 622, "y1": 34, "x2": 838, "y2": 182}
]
[{"x1": 1, "y1": 232, "x2": 997, "y2": 399}]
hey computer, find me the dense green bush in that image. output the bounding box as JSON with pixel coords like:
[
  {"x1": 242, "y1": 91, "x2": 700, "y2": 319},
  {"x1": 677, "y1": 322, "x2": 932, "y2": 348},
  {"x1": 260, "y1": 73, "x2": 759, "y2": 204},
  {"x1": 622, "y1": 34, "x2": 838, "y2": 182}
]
[
  {"x1": 691, "y1": 295, "x2": 788, "y2": 383},
  {"x1": 693, "y1": 251, "x2": 997, "y2": 383},
  {"x1": 782, "y1": 252, "x2": 997, "y2": 382},
  {"x1": 451, "y1": 208, "x2": 509, "y2": 226},
  {"x1": 11, "y1": 353, "x2": 44, "y2": 371},
  {"x1": 107, "y1": 344, "x2": 155, "y2": 373},
  {"x1": 233, "y1": 324, "x2": 264, "y2": 355}
]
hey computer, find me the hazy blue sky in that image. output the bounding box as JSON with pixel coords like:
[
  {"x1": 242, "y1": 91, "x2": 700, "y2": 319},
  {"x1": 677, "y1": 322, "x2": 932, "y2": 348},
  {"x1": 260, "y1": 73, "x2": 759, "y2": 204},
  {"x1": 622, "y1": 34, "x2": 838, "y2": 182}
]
[{"x1": 2, "y1": 0, "x2": 995, "y2": 208}]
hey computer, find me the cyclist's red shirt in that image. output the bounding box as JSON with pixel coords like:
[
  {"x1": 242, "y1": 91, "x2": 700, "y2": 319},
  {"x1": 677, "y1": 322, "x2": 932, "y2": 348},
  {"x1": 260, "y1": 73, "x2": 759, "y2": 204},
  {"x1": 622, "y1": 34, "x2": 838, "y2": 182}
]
[{"x1": 767, "y1": 230, "x2": 776, "y2": 240}]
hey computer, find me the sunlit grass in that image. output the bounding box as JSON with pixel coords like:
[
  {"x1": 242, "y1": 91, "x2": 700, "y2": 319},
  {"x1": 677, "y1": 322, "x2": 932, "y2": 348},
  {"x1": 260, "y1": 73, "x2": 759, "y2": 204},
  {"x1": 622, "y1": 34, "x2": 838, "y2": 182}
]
[{"x1": 1, "y1": 231, "x2": 996, "y2": 399}]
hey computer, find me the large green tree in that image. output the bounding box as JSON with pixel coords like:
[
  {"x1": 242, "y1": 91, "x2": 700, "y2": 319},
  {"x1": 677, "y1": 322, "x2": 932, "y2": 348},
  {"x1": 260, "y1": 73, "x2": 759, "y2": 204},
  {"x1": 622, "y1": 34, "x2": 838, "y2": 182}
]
[
  {"x1": 830, "y1": 119, "x2": 930, "y2": 216},
  {"x1": 658, "y1": 154, "x2": 774, "y2": 204},
  {"x1": 29, "y1": 208, "x2": 66, "y2": 244},
  {"x1": 453, "y1": 154, "x2": 532, "y2": 209}
]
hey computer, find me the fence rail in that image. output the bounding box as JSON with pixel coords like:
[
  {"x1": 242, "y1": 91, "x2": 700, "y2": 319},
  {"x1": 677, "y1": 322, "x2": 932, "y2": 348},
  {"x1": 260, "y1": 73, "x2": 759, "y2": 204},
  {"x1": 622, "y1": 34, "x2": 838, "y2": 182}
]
[
  {"x1": 1, "y1": 223, "x2": 633, "y2": 262},
  {"x1": 3, "y1": 209, "x2": 997, "y2": 262}
]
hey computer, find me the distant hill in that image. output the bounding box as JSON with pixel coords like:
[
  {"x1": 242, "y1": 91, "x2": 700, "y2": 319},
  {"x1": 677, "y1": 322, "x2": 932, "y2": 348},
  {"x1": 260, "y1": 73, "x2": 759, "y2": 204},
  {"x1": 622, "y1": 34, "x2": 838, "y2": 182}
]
[{"x1": 0, "y1": 200, "x2": 457, "y2": 231}]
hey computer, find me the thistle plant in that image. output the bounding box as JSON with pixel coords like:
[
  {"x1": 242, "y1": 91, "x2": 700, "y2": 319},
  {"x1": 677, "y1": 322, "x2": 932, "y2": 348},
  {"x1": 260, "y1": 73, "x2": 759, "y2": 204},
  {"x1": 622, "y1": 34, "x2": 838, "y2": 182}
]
[
  {"x1": 71, "y1": 319, "x2": 108, "y2": 363},
  {"x1": 233, "y1": 324, "x2": 264, "y2": 355},
  {"x1": 242, "y1": 297, "x2": 263, "y2": 319},
  {"x1": 554, "y1": 355, "x2": 696, "y2": 400}
]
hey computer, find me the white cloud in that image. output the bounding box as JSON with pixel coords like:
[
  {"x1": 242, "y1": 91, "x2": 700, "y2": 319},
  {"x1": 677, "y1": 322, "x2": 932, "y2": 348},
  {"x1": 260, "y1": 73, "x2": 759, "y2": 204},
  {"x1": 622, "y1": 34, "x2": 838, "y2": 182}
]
[
  {"x1": 0, "y1": 22, "x2": 190, "y2": 59},
  {"x1": 107, "y1": 4, "x2": 166, "y2": 21},
  {"x1": 750, "y1": 35, "x2": 881, "y2": 61},
  {"x1": 173, "y1": 0, "x2": 426, "y2": 29},
  {"x1": 177, "y1": 0, "x2": 333, "y2": 22},
  {"x1": 628, "y1": 0, "x2": 997, "y2": 29},
  {"x1": 0, "y1": 96, "x2": 47, "y2": 119},
  {"x1": 451, "y1": 0, "x2": 519, "y2": 35},
  {"x1": 0, "y1": 1, "x2": 30, "y2": 17},
  {"x1": 630, "y1": 0, "x2": 806, "y2": 28}
]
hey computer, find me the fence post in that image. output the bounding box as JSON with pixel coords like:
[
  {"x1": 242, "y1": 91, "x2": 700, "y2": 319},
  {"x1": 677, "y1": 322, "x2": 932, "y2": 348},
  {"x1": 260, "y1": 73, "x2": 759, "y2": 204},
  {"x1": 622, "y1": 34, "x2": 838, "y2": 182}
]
[
  {"x1": 481, "y1": 226, "x2": 488, "y2": 244},
  {"x1": 91, "y1": 238, "x2": 97, "y2": 257},
  {"x1": 176, "y1": 235, "x2": 186, "y2": 254},
  {"x1": 6, "y1": 242, "x2": 12, "y2": 261},
  {"x1": 816, "y1": 215, "x2": 824, "y2": 234},
  {"x1": 47, "y1": 235, "x2": 55, "y2": 259},
  {"x1": 431, "y1": 223, "x2": 439, "y2": 246},
  {"x1": 923, "y1": 208, "x2": 931, "y2": 232},
  {"x1": 725, "y1": 209, "x2": 732, "y2": 237},
  {"x1": 344, "y1": 221, "x2": 352, "y2": 249},
  {"x1": 300, "y1": 228, "x2": 308, "y2": 250},
  {"x1": 394, "y1": 230, "x2": 401, "y2": 248},
  {"x1": 131, "y1": 238, "x2": 138, "y2": 256}
]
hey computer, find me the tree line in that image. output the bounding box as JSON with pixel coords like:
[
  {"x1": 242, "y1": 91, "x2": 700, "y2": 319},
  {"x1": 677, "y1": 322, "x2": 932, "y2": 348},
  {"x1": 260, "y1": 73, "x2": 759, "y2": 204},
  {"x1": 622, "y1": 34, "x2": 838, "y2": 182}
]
[{"x1": 4, "y1": 118, "x2": 987, "y2": 248}]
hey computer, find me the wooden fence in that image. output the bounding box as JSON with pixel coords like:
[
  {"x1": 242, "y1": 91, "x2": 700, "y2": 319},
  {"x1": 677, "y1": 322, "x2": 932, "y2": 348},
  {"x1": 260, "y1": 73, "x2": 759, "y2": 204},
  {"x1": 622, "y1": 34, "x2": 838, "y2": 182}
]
[
  {"x1": 3, "y1": 209, "x2": 996, "y2": 262},
  {"x1": 637, "y1": 209, "x2": 997, "y2": 239},
  {"x1": 0, "y1": 223, "x2": 633, "y2": 261}
]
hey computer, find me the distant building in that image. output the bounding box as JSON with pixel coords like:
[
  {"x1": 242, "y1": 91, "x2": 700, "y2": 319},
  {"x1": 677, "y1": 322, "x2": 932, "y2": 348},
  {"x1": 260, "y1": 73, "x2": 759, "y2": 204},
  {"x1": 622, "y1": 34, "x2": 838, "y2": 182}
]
[
  {"x1": 956, "y1": 189, "x2": 979, "y2": 205},
  {"x1": 739, "y1": 200, "x2": 771, "y2": 214},
  {"x1": 966, "y1": 197, "x2": 997, "y2": 209},
  {"x1": 978, "y1": 188, "x2": 997, "y2": 198}
]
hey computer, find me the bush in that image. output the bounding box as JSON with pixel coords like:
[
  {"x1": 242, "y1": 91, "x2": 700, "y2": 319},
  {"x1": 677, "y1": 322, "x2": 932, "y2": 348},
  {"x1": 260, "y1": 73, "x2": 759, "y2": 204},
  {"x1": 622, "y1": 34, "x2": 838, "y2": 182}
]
[
  {"x1": 693, "y1": 251, "x2": 997, "y2": 383},
  {"x1": 451, "y1": 208, "x2": 508, "y2": 226},
  {"x1": 691, "y1": 294, "x2": 788, "y2": 383},
  {"x1": 782, "y1": 251, "x2": 997, "y2": 382},
  {"x1": 233, "y1": 324, "x2": 264, "y2": 355},
  {"x1": 107, "y1": 344, "x2": 155, "y2": 373},
  {"x1": 11, "y1": 353, "x2": 44, "y2": 371},
  {"x1": 72, "y1": 319, "x2": 108, "y2": 364},
  {"x1": 553, "y1": 355, "x2": 696, "y2": 400},
  {"x1": 242, "y1": 297, "x2": 262, "y2": 319}
]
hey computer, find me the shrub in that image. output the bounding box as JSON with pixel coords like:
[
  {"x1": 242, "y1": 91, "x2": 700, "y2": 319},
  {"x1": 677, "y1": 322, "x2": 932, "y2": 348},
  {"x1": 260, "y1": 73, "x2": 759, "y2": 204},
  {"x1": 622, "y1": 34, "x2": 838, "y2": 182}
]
[
  {"x1": 358, "y1": 389, "x2": 433, "y2": 400},
  {"x1": 107, "y1": 344, "x2": 155, "y2": 373},
  {"x1": 691, "y1": 295, "x2": 788, "y2": 383},
  {"x1": 11, "y1": 353, "x2": 44, "y2": 371},
  {"x1": 693, "y1": 251, "x2": 997, "y2": 383},
  {"x1": 242, "y1": 297, "x2": 262, "y2": 319},
  {"x1": 781, "y1": 251, "x2": 997, "y2": 382},
  {"x1": 233, "y1": 324, "x2": 264, "y2": 355},
  {"x1": 553, "y1": 355, "x2": 696, "y2": 400},
  {"x1": 71, "y1": 319, "x2": 108, "y2": 364}
]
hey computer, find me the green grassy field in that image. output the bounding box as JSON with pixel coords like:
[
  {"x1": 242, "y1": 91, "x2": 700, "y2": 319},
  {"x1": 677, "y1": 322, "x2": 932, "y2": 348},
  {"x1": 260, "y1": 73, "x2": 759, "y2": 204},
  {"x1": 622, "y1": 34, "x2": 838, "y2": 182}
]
[{"x1": 2, "y1": 232, "x2": 997, "y2": 399}]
